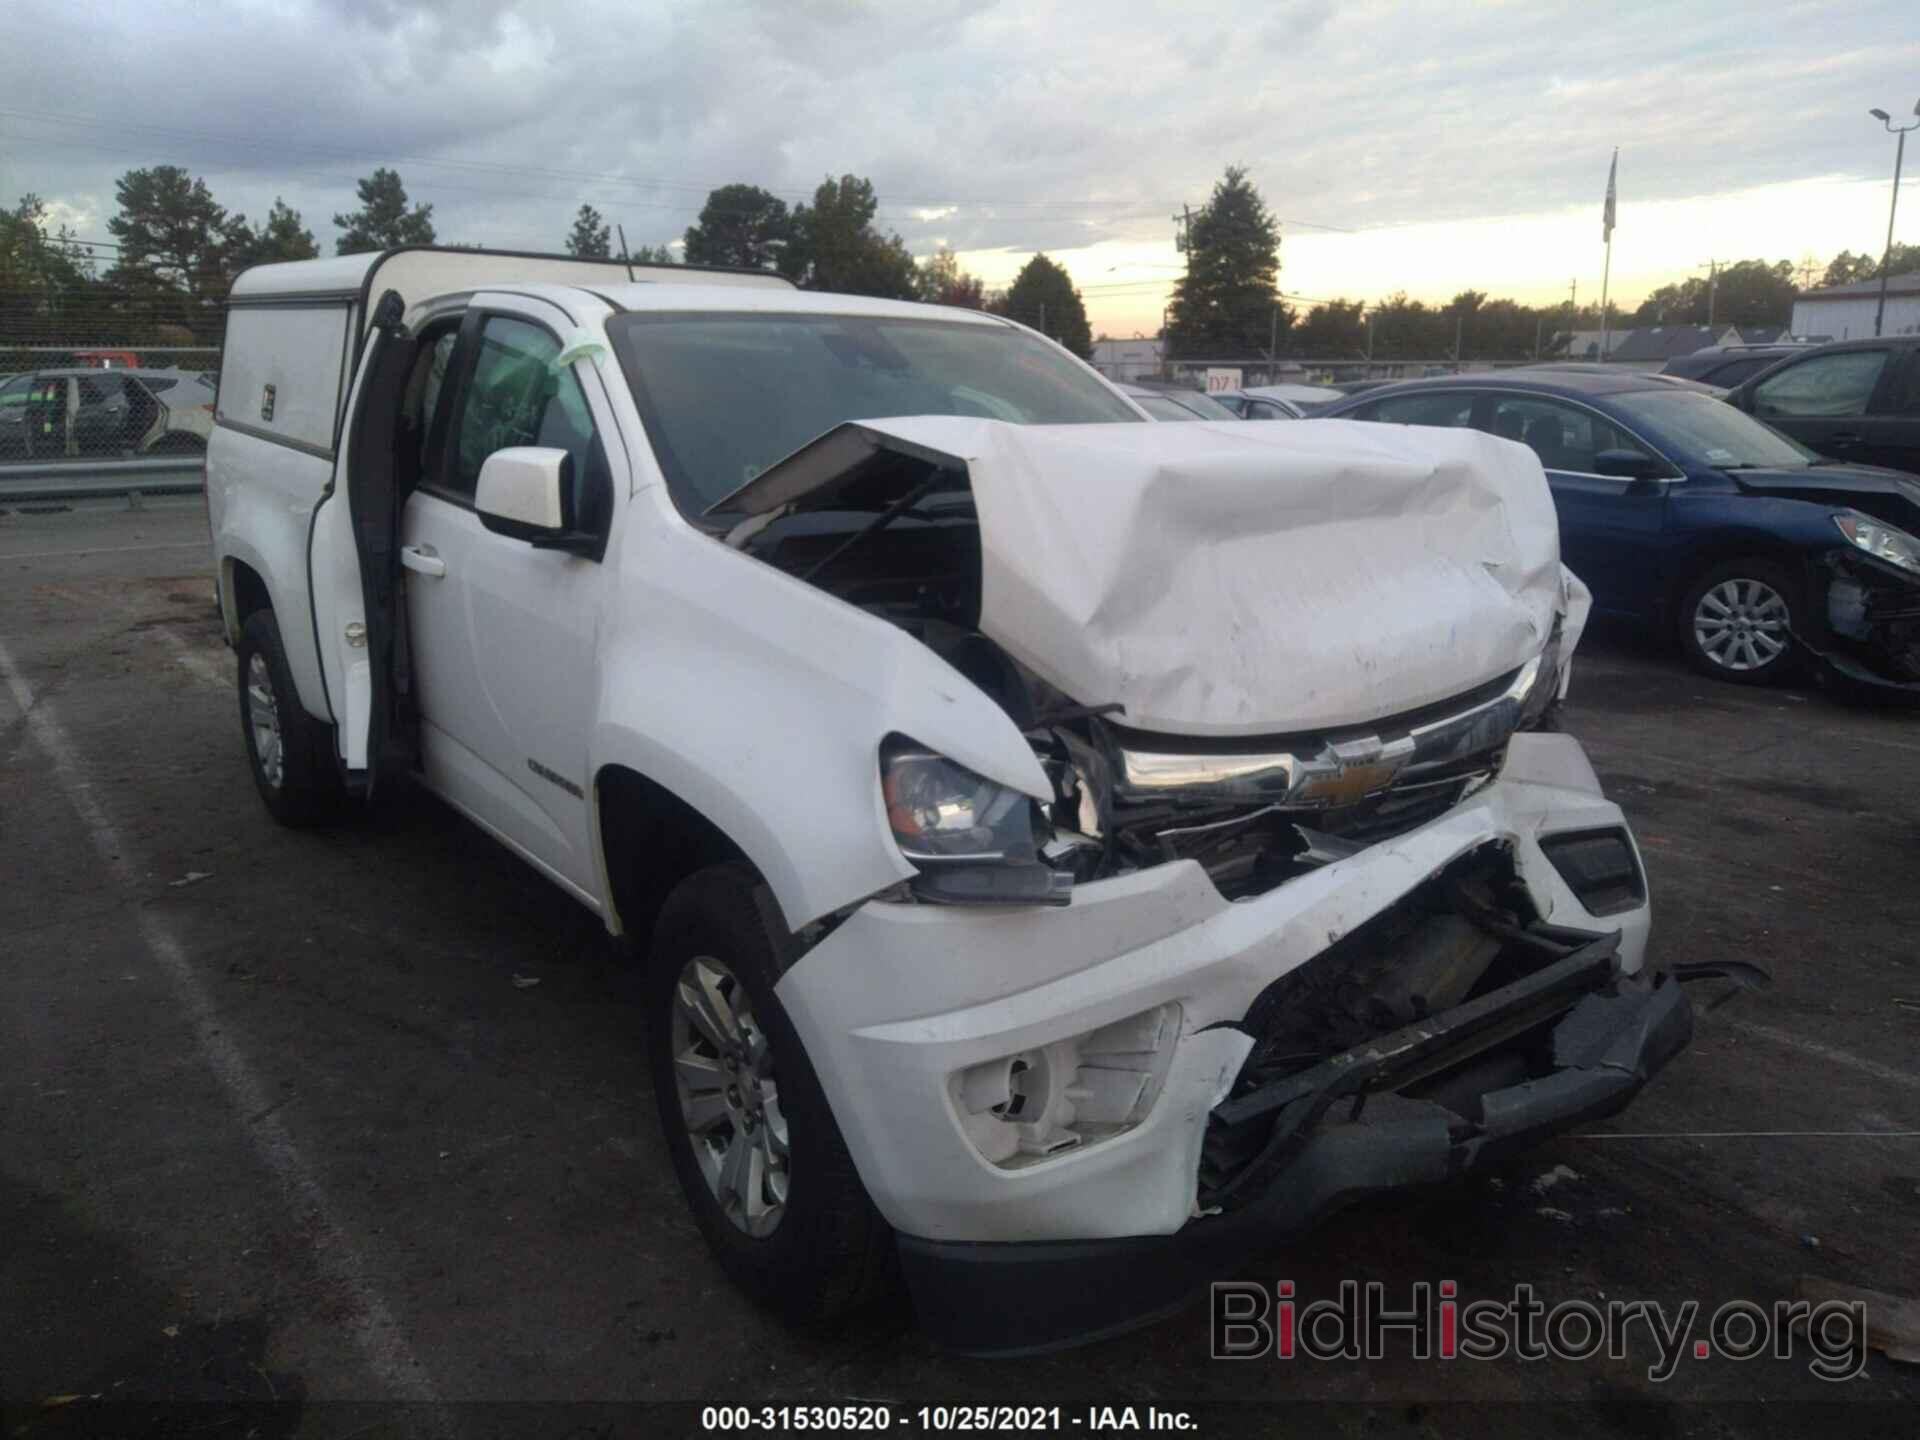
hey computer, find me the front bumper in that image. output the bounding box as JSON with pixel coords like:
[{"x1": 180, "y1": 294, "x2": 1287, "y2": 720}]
[
  {"x1": 1806, "y1": 548, "x2": 1920, "y2": 697},
  {"x1": 898, "y1": 961, "x2": 1691, "y2": 1355},
  {"x1": 774, "y1": 734, "x2": 1670, "y2": 1341}
]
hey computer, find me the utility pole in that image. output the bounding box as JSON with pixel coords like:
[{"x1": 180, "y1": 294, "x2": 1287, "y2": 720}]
[
  {"x1": 1453, "y1": 312, "x2": 1464, "y2": 373},
  {"x1": 1867, "y1": 102, "x2": 1918, "y2": 336},
  {"x1": 1038, "y1": 301, "x2": 1046, "y2": 340},
  {"x1": 1696, "y1": 259, "x2": 1724, "y2": 329},
  {"x1": 1268, "y1": 302, "x2": 1279, "y2": 362}
]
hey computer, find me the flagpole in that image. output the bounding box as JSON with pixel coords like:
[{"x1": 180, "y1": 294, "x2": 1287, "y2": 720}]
[
  {"x1": 1600, "y1": 147, "x2": 1617, "y2": 361},
  {"x1": 1600, "y1": 236, "x2": 1613, "y2": 360}
]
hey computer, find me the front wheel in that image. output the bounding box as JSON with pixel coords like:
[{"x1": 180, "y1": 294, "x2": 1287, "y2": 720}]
[
  {"x1": 236, "y1": 609, "x2": 345, "y2": 825},
  {"x1": 645, "y1": 864, "x2": 896, "y2": 1325},
  {"x1": 1676, "y1": 558, "x2": 1802, "y2": 685}
]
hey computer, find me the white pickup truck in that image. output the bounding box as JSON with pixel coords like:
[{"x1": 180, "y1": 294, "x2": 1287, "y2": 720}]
[{"x1": 207, "y1": 247, "x2": 1691, "y2": 1354}]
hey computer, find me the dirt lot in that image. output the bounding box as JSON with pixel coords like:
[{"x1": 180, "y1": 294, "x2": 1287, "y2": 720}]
[{"x1": 3, "y1": 496, "x2": 1917, "y2": 1437}]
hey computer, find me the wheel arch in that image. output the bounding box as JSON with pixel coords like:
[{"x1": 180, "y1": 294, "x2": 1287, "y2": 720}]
[
  {"x1": 1663, "y1": 532, "x2": 1818, "y2": 626},
  {"x1": 593, "y1": 761, "x2": 768, "y2": 950}
]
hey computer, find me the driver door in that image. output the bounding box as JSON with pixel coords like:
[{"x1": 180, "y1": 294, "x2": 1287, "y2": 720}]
[{"x1": 401, "y1": 295, "x2": 621, "y2": 903}]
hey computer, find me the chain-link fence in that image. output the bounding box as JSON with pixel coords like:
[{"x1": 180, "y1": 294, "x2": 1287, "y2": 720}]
[{"x1": 1, "y1": 346, "x2": 219, "y2": 470}]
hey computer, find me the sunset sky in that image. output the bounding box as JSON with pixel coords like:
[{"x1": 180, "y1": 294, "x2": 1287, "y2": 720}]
[{"x1": 2, "y1": 1, "x2": 1915, "y2": 337}]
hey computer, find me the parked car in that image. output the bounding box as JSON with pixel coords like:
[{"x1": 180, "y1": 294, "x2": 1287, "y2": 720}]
[
  {"x1": 208, "y1": 246, "x2": 1689, "y2": 1354},
  {"x1": 1119, "y1": 382, "x2": 1242, "y2": 420},
  {"x1": 0, "y1": 367, "x2": 210, "y2": 460},
  {"x1": 1661, "y1": 342, "x2": 1813, "y2": 389},
  {"x1": 1211, "y1": 389, "x2": 1297, "y2": 419},
  {"x1": 1522, "y1": 363, "x2": 1725, "y2": 396},
  {"x1": 1221, "y1": 381, "x2": 1347, "y2": 417},
  {"x1": 1721, "y1": 337, "x2": 1920, "y2": 476},
  {"x1": 1322, "y1": 370, "x2": 1920, "y2": 689}
]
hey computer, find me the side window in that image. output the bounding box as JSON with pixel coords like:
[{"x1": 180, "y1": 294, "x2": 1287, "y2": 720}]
[
  {"x1": 1372, "y1": 391, "x2": 1475, "y2": 427},
  {"x1": 1483, "y1": 397, "x2": 1628, "y2": 474},
  {"x1": 1887, "y1": 354, "x2": 1920, "y2": 414},
  {"x1": 402, "y1": 327, "x2": 460, "y2": 483},
  {"x1": 448, "y1": 317, "x2": 596, "y2": 498},
  {"x1": 0, "y1": 375, "x2": 31, "y2": 413},
  {"x1": 1752, "y1": 351, "x2": 1888, "y2": 418}
]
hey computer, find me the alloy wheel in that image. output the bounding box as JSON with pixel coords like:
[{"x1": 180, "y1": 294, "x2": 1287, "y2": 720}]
[
  {"x1": 245, "y1": 652, "x2": 284, "y2": 788},
  {"x1": 671, "y1": 955, "x2": 790, "y2": 1238},
  {"x1": 1692, "y1": 578, "x2": 1790, "y2": 673}
]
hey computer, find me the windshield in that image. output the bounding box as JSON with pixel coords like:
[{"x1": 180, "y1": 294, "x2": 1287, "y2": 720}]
[
  {"x1": 1613, "y1": 389, "x2": 1815, "y2": 470},
  {"x1": 606, "y1": 312, "x2": 1139, "y2": 514}
]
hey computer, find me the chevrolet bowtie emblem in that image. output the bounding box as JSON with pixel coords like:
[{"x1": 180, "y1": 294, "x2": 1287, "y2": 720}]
[{"x1": 1289, "y1": 735, "x2": 1417, "y2": 808}]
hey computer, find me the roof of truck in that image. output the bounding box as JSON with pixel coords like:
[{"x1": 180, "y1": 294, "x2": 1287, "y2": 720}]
[
  {"x1": 229, "y1": 245, "x2": 794, "y2": 303},
  {"x1": 587, "y1": 283, "x2": 1008, "y2": 324}
]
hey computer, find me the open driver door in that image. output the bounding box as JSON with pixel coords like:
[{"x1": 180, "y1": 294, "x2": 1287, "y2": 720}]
[{"x1": 308, "y1": 288, "x2": 420, "y2": 797}]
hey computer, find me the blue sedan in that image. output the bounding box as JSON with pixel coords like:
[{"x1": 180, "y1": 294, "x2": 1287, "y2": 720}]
[{"x1": 1320, "y1": 371, "x2": 1920, "y2": 689}]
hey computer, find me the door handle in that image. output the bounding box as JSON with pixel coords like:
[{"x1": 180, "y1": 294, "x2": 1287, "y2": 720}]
[
  {"x1": 1828, "y1": 433, "x2": 1863, "y2": 446},
  {"x1": 401, "y1": 544, "x2": 446, "y2": 578}
]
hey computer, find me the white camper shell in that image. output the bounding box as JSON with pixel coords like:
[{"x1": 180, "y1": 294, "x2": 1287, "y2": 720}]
[{"x1": 205, "y1": 248, "x2": 1689, "y2": 1356}]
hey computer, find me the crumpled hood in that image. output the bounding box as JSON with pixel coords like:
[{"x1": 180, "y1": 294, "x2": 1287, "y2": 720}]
[{"x1": 726, "y1": 416, "x2": 1574, "y2": 737}]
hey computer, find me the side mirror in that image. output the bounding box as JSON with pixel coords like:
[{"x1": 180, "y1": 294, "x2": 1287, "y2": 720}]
[
  {"x1": 1594, "y1": 448, "x2": 1666, "y2": 481},
  {"x1": 475, "y1": 446, "x2": 598, "y2": 556}
]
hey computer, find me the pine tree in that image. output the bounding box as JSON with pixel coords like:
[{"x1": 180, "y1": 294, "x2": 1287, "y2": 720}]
[{"x1": 1166, "y1": 167, "x2": 1289, "y2": 359}]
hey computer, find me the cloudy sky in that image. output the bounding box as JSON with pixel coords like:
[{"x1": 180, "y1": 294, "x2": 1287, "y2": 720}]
[{"x1": 3, "y1": 0, "x2": 1917, "y2": 335}]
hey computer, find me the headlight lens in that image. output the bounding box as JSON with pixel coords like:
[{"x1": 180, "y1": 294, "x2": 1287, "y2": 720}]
[
  {"x1": 880, "y1": 740, "x2": 1072, "y2": 905},
  {"x1": 1834, "y1": 511, "x2": 1920, "y2": 575},
  {"x1": 883, "y1": 744, "x2": 1039, "y2": 863}
]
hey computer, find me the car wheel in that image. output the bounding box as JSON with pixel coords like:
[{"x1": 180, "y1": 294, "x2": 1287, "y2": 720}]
[
  {"x1": 645, "y1": 863, "x2": 897, "y2": 1325},
  {"x1": 236, "y1": 609, "x2": 345, "y2": 825},
  {"x1": 1677, "y1": 558, "x2": 1802, "y2": 684}
]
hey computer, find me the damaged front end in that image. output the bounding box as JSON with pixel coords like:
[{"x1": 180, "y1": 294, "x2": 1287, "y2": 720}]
[
  {"x1": 1808, "y1": 518, "x2": 1920, "y2": 695},
  {"x1": 891, "y1": 838, "x2": 1693, "y2": 1357},
  {"x1": 724, "y1": 417, "x2": 1582, "y2": 909},
  {"x1": 1199, "y1": 842, "x2": 1681, "y2": 1214}
]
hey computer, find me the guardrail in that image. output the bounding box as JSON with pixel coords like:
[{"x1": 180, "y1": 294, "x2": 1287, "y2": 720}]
[{"x1": 0, "y1": 457, "x2": 205, "y2": 503}]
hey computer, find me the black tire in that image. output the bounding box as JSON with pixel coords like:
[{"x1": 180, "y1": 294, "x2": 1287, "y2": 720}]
[
  {"x1": 645, "y1": 863, "x2": 897, "y2": 1326},
  {"x1": 236, "y1": 609, "x2": 345, "y2": 826},
  {"x1": 1676, "y1": 557, "x2": 1804, "y2": 685},
  {"x1": 150, "y1": 431, "x2": 208, "y2": 456}
]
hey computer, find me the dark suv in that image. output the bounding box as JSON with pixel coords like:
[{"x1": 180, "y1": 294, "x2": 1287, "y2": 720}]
[
  {"x1": 1662, "y1": 344, "x2": 1812, "y2": 389},
  {"x1": 1723, "y1": 337, "x2": 1920, "y2": 476}
]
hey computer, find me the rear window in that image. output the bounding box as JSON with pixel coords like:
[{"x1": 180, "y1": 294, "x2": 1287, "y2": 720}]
[{"x1": 607, "y1": 312, "x2": 1138, "y2": 515}]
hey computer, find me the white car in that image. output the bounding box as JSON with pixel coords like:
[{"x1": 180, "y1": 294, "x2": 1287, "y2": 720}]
[
  {"x1": 206, "y1": 247, "x2": 1690, "y2": 1354},
  {"x1": 0, "y1": 366, "x2": 211, "y2": 459},
  {"x1": 1220, "y1": 381, "x2": 1348, "y2": 419}
]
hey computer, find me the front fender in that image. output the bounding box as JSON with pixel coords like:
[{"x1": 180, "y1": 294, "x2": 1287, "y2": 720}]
[{"x1": 593, "y1": 513, "x2": 1051, "y2": 930}]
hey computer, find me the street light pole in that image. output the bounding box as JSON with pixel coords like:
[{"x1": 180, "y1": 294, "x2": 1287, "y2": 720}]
[{"x1": 1869, "y1": 101, "x2": 1920, "y2": 338}]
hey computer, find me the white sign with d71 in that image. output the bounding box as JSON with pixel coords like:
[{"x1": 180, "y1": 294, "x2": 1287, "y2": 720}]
[{"x1": 1204, "y1": 368, "x2": 1242, "y2": 394}]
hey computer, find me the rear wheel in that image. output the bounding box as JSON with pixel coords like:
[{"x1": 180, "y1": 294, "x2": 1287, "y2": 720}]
[
  {"x1": 644, "y1": 864, "x2": 897, "y2": 1325},
  {"x1": 236, "y1": 609, "x2": 344, "y2": 825},
  {"x1": 1677, "y1": 558, "x2": 1802, "y2": 684}
]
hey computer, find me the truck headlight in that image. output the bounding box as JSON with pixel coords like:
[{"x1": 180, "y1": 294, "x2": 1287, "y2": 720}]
[
  {"x1": 881, "y1": 739, "x2": 1072, "y2": 906},
  {"x1": 1834, "y1": 511, "x2": 1920, "y2": 576}
]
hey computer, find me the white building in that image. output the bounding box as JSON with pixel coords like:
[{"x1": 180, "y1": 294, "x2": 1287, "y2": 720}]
[
  {"x1": 1090, "y1": 336, "x2": 1164, "y2": 382},
  {"x1": 1791, "y1": 273, "x2": 1920, "y2": 342}
]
